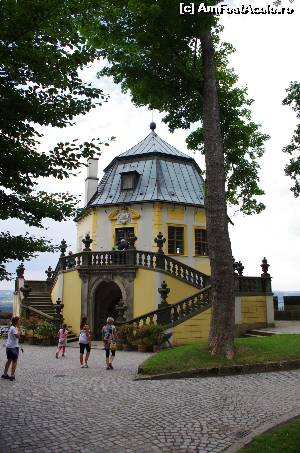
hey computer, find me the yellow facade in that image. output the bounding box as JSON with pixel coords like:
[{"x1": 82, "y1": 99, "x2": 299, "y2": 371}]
[
  {"x1": 152, "y1": 202, "x2": 163, "y2": 250},
  {"x1": 134, "y1": 269, "x2": 156, "y2": 317},
  {"x1": 194, "y1": 209, "x2": 206, "y2": 225},
  {"x1": 91, "y1": 208, "x2": 98, "y2": 251},
  {"x1": 173, "y1": 308, "x2": 211, "y2": 345},
  {"x1": 195, "y1": 258, "x2": 211, "y2": 276},
  {"x1": 133, "y1": 268, "x2": 200, "y2": 317},
  {"x1": 161, "y1": 275, "x2": 199, "y2": 305},
  {"x1": 76, "y1": 212, "x2": 93, "y2": 251},
  {"x1": 167, "y1": 206, "x2": 185, "y2": 221},
  {"x1": 241, "y1": 296, "x2": 267, "y2": 325},
  {"x1": 62, "y1": 270, "x2": 82, "y2": 335},
  {"x1": 51, "y1": 278, "x2": 59, "y2": 305}
]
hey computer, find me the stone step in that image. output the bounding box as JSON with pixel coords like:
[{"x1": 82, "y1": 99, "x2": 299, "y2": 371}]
[
  {"x1": 243, "y1": 333, "x2": 264, "y2": 338},
  {"x1": 28, "y1": 294, "x2": 52, "y2": 298},
  {"x1": 29, "y1": 302, "x2": 54, "y2": 308},
  {"x1": 246, "y1": 329, "x2": 275, "y2": 337},
  {"x1": 29, "y1": 303, "x2": 53, "y2": 308}
]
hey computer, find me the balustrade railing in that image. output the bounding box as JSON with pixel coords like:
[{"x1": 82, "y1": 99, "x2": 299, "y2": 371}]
[
  {"x1": 51, "y1": 250, "x2": 209, "y2": 289},
  {"x1": 20, "y1": 303, "x2": 55, "y2": 321},
  {"x1": 116, "y1": 285, "x2": 212, "y2": 330},
  {"x1": 50, "y1": 250, "x2": 271, "y2": 295},
  {"x1": 235, "y1": 275, "x2": 272, "y2": 295}
]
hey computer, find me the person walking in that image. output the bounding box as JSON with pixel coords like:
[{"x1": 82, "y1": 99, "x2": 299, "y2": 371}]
[
  {"x1": 1, "y1": 316, "x2": 23, "y2": 381},
  {"x1": 102, "y1": 317, "x2": 117, "y2": 370},
  {"x1": 56, "y1": 323, "x2": 68, "y2": 359},
  {"x1": 79, "y1": 317, "x2": 91, "y2": 368}
]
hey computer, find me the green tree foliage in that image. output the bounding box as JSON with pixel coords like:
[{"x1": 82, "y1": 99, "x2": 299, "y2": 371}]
[
  {"x1": 84, "y1": 0, "x2": 269, "y2": 215},
  {"x1": 282, "y1": 81, "x2": 300, "y2": 197},
  {"x1": 0, "y1": 0, "x2": 109, "y2": 280},
  {"x1": 82, "y1": 0, "x2": 270, "y2": 357}
]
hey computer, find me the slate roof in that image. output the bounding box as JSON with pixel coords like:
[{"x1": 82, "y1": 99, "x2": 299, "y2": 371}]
[{"x1": 87, "y1": 129, "x2": 205, "y2": 208}]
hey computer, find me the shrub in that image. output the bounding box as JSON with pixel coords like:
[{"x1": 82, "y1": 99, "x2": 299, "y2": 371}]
[
  {"x1": 117, "y1": 324, "x2": 134, "y2": 344},
  {"x1": 22, "y1": 317, "x2": 41, "y2": 338},
  {"x1": 36, "y1": 320, "x2": 57, "y2": 341},
  {"x1": 148, "y1": 324, "x2": 165, "y2": 346}
]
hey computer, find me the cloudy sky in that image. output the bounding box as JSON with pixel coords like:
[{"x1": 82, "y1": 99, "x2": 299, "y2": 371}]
[{"x1": 1, "y1": 0, "x2": 299, "y2": 291}]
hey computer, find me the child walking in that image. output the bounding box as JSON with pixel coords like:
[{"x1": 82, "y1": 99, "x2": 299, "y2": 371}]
[
  {"x1": 56, "y1": 324, "x2": 68, "y2": 359},
  {"x1": 79, "y1": 317, "x2": 91, "y2": 368}
]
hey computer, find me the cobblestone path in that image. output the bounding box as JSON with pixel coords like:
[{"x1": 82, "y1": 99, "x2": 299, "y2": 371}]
[{"x1": 1, "y1": 343, "x2": 300, "y2": 453}]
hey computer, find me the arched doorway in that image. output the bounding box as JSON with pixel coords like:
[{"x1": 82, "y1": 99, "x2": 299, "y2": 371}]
[{"x1": 93, "y1": 281, "x2": 122, "y2": 338}]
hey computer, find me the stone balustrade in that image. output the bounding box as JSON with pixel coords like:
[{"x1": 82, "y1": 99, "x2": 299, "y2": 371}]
[{"x1": 50, "y1": 249, "x2": 272, "y2": 296}]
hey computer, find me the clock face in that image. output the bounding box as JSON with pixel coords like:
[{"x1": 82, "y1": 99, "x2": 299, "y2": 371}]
[{"x1": 117, "y1": 210, "x2": 131, "y2": 225}]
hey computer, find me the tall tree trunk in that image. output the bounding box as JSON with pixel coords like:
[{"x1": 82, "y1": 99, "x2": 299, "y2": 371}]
[{"x1": 199, "y1": 28, "x2": 235, "y2": 358}]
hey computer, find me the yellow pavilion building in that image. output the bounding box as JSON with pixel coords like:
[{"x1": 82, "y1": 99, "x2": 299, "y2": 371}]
[{"x1": 14, "y1": 123, "x2": 274, "y2": 344}]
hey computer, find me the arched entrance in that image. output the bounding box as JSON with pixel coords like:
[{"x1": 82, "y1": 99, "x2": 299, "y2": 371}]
[{"x1": 93, "y1": 281, "x2": 122, "y2": 338}]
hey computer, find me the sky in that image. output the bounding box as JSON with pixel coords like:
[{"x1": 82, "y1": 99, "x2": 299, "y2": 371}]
[{"x1": 1, "y1": 0, "x2": 299, "y2": 292}]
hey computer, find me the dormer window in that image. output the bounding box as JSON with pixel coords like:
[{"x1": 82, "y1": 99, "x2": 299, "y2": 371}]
[{"x1": 120, "y1": 171, "x2": 139, "y2": 190}]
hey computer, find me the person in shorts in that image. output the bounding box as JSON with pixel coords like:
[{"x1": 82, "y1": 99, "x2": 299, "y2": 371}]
[
  {"x1": 102, "y1": 317, "x2": 116, "y2": 370},
  {"x1": 1, "y1": 316, "x2": 22, "y2": 381},
  {"x1": 56, "y1": 323, "x2": 68, "y2": 359},
  {"x1": 79, "y1": 317, "x2": 91, "y2": 368}
]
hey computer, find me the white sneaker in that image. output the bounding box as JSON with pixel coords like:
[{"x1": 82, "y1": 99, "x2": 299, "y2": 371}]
[
  {"x1": 80, "y1": 365, "x2": 85, "y2": 368},
  {"x1": 84, "y1": 364, "x2": 88, "y2": 368}
]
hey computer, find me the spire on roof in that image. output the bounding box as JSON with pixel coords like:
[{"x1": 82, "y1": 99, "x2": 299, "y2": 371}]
[{"x1": 150, "y1": 121, "x2": 156, "y2": 131}]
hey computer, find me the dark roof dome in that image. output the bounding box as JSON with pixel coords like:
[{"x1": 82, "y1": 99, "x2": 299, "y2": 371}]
[{"x1": 87, "y1": 129, "x2": 205, "y2": 208}]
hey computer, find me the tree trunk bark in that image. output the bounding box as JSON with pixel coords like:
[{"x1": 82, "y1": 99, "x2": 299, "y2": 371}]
[{"x1": 199, "y1": 28, "x2": 235, "y2": 358}]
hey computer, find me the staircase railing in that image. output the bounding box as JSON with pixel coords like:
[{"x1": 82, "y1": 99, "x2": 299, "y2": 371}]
[
  {"x1": 53, "y1": 250, "x2": 210, "y2": 289},
  {"x1": 116, "y1": 285, "x2": 212, "y2": 330},
  {"x1": 20, "y1": 303, "x2": 55, "y2": 321}
]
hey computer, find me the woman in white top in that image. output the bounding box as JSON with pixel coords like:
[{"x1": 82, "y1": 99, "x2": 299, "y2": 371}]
[
  {"x1": 1, "y1": 316, "x2": 21, "y2": 381},
  {"x1": 79, "y1": 317, "x2": 91, "y2": 368}
]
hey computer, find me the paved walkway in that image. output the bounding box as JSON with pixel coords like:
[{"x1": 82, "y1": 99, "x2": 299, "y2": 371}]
[
  {"x1": 1, "y1": 342, "x2": 300, "y2": 453},
  {"x1": 254, "y1": 320, "x2": 300, "y2": 335}
]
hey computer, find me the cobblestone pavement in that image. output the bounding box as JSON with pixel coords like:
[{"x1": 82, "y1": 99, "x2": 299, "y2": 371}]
[{"x1": 1, "y1": 342, "x2": 300, "y2": 453}]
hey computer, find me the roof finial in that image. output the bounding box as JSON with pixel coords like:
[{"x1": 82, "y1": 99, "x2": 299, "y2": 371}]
[{"x1": 150, "y1": 121, "x2": 156, "y2": 131}]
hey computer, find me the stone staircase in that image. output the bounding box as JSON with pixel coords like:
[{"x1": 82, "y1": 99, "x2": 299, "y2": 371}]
[{"x1": 24, "y1": 280, "x2": 78, "y2": 343}]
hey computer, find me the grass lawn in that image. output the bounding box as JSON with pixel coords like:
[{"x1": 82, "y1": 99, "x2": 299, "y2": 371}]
[
  {"x1": 140, "y1": 335, "x2": 300, "y2": 375},
  {"x1": 239, "y1": 416, "x2": 300, "y2": 452}
]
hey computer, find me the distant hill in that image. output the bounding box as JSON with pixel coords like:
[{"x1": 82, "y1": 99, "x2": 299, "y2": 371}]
[{"x1": 0, "y1": 290, "x2": 13, "y2": 312}]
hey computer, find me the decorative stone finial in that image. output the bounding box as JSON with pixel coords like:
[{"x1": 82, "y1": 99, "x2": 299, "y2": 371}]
[
  {"x1": 20, "y1": 283, "x2": 31, "y2": 300},
  {"x1": 66, "y1": 251, "x2": 75, "y2": 269},
  {"x1": 154, "y1": 232, "x2": 166, "y2": 254},
  {"x1": 82, "y1": 233, "x2": 93, "y2": 251},
  {"x1": 158, "y1": 281, "x2": 170, "y2": 308},
  {"x1": 55, "y1": 298, "x2": 64, "y2": 316},
  {"x1": 16, "y1": 262, "x2": 25, "y2": 278},
  {"x1": 150, "y1": 121, "x2": 156, "y2": 131},
  {"x1": 233, "y1": 258, "x2": 244, "y2": 276},
  {"x1": 236, "y1": 261, "x2": 244, "y2": 276},
  {"x1": 45, "y1": 266, "x2": 53, "y2": 281},
  {"x1": 59, "y1": 239, "x2": 67, "y2": 257},
  {"x1": 261, "y1": 257, "x2": 270, "y2": 277}
]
